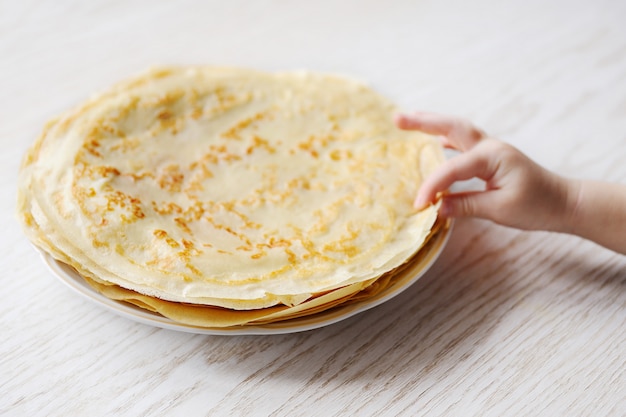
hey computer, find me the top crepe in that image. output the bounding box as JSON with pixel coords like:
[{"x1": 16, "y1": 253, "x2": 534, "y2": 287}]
[{"x1": 17, "y1": 67, "x2": 442, "y2": 309}]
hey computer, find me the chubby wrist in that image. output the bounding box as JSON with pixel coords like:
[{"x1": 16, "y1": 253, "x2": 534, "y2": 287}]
[
  {"x1": 554, "y1": 178, "x2": 626, "y2": 253},
  {"x1": 538, "y1": 174, "x2": 582, "y2": 234},
  {"x1": 557, "y1": 177, "x2": 584, "y2": 235}
]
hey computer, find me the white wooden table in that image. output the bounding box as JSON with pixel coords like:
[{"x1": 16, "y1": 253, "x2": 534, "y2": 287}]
[{"x1": 2, "y1": 1, "x2": 626, "y2": 415}]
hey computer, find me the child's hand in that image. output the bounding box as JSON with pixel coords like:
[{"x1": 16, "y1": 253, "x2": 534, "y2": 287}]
[
  {"x1": 395, "y1": 112, "x2": 573, "y2": 231},
  {"x1": 395, "y1": 111, "x2": 626, "y2": 254}
]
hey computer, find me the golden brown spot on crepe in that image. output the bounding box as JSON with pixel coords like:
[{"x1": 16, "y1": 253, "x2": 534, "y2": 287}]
[
  {"x1": 188, "y1": 161, "x2": 214, "y2": 179},
  {"x1": 75, "y1": 164, "x2": 121, "y2": 180},
  {"x1": 199, "y1": 144, "x2": 242, "y2": 165},
  {"x1": 128, "y1": 172, "x2": 155, "y2": 181},
  {"x1": 84, "y1": 139, "x2": 102, "y2": 158},
  {"x1": 330, "y1": 149, "x2": 353, "y2": 161},
  {"x1": 284, "y1": 248, "x2": 298, "y2": 265},
  {"x1": 221, "y1": 111, "x2": 268, "y2": 140},
  {"x1": 93, "y1": 239, "x2": 109, "y2": 248},
  {"x1": 177, "y1": 239, "x2": 202, "y2": 262},
  {"x1": 151, "y1": 200, "x2": 183, "y2": 215},
  {"x1": 114, "y1": 244, "x2": 125, "y2": 255},
  {"x1": 174, "y1": 217, "x2": 191, "y2": 234},
  {"x1": 158, "y1": 109, "x2": 173, "y2": 120},
  {"x1": 186, "y1": 263, "x2": 202, "y2": 276},
  {"x1": 157, "y1": 164, "x2": 184, "y2": 193},
  {"x1": 246, "y1": 135, "x2": 276, "y2": 155},
  {"x1": 22, "y1": 212, "x2": 35, "y2": 227},
  {"x1": 191, "y1": 107, "x2": 203, "y2": 120},
  {"x1": 144, "y1": 90, "x2": 185, "y2": 108},
  {"x1": 321, "y1": 224, "x2": 361, "y2": 259},
  {"x1": 153, "y1": 229, "x2": 180, "y2": 248}
]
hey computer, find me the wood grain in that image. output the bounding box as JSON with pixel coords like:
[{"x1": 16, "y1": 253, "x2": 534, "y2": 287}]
[{"x1": 1, "y1": 1, "x2": 625, "y2": 416}]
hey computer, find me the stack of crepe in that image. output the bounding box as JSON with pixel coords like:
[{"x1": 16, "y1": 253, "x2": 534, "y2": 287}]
[{"x1": 17, "y1": 67, "x2": 447, "y2": 328}]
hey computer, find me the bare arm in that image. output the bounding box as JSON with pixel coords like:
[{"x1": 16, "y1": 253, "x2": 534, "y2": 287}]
[
  {"x1": 562, "y1": 179, "x2": 626, "y2": 254},
  {"x1": 396, "y1": 112, "x2": 626, "y2": 254}
]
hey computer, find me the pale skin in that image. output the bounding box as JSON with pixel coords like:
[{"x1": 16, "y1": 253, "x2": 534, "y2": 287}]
[{"x1": 395, "y1": 112, "x2": 626, "y2": 255}]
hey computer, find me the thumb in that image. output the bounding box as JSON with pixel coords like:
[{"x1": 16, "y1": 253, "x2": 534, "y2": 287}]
[{"x1": 440, "y1": 191, "x2": 500, "y2": 220}]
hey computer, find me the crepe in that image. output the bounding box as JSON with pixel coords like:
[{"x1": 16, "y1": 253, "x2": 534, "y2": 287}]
[
  {"x1": 76, "y1": 217, "x2": 448, "y2": 328},
  {"x1": 17, "y1": 66, "x2": 443, "y2": 315}
]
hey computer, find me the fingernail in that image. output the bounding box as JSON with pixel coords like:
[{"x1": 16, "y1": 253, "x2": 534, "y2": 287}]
[{"x1": 413, "y1": 195, "x2": 427, "y2": 210}]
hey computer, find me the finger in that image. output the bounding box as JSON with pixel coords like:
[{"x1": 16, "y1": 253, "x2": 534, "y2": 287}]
[
  {"x1": 394, "y1": 112, "x2": 455, "y2": 135},
  {"x1": 413, "y1": 149, "x2": 496, "y2": 209},
  {"x1": 439, "y1": 191, "x2": 500, "y2": 220},
  {"x1": 395, "y1": 112, "x2": 485, "y2": 151},
  {"x1": 440, "y1": 136, "x2": 455, "y2": 149}
]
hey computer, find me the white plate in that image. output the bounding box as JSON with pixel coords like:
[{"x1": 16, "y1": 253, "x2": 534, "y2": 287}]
[{"x1": 40, "y1": 221, "x2": 452, "y2": 335}]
